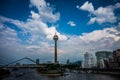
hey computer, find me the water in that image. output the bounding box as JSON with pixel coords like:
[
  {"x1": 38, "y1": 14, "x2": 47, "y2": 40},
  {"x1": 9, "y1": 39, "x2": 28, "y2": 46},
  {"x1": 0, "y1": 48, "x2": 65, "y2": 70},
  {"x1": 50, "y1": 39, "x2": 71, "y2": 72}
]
[{"x1": 2, "y1": 68, "x2": 120, "y2": 80}]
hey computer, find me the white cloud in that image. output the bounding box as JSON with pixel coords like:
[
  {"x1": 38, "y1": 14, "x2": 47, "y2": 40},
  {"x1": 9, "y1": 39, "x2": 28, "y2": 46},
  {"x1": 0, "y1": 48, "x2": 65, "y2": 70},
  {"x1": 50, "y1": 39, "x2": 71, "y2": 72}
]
[
  {"x1": 0, "y1": 0, "x2": 68, "y2": 64},
  {"x1": 30, "y1": 0, "x2": 60, "y2": 23},
  {"x1": 80, "y1": 27, "x2": 120, "y2": 42},
  {"x1": 0, "y1": 0, "x2": 120, "y2": 64},
  {"x1": 77, "y1": 1, "x2": 94, "y2": 12},
  {"x1": 67, "y1": 21, "x2": 76, "y2": 27},
  {"x1": 0, "y1": 0, "x2": 66, "y2": 64},
  {"x1": 88, "y1": 17, "x2": 96, "y2": 24},
  {"x1": 57, "y1": 25, "x2": 120, "y2": 61},
  {"x1": 45, "y1": 26, "x2": 67, "y2": 40},
  {"x1": 30, "y1": 11, "x2": 40, "y2": 20},
  {"x1": 90, "y1": 6, "x2": 116, "y2": 24},
  {"x1": 112, "y1": 3, "x2": 120, "y2": 9},
  {"x1": 78, "y1": 1, "x2": 120, "y2": 24},
  {"x1": 0, "y1": 26, "x2": 18, "y2": 44},
  {"x1": 1, "y1": 16, "x2": 120, "y2": 63},
  {"x1": 76, "y1": 5, "x2": 80, "y2": 9}
]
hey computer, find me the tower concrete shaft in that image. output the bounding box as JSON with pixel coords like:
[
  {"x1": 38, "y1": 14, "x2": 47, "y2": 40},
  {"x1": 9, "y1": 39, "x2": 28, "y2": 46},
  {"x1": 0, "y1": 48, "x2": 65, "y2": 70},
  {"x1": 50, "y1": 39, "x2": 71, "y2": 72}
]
[
  {"x1": 54, "y1": 40, "x2": 57, "y2": 63},
  {"x1": 53, "y1": 33, "x2": 58, "y2": 64}
]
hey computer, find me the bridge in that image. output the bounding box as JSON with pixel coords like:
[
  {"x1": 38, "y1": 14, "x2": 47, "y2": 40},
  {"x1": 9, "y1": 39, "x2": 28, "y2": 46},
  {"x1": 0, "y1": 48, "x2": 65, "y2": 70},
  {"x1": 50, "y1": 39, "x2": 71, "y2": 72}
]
[
  {"x1": 1, "y1": 57, "x2": 44, "y2": 68},
  {"x1": 5, "y1": 64, "x2": 43, "y2": 68}
]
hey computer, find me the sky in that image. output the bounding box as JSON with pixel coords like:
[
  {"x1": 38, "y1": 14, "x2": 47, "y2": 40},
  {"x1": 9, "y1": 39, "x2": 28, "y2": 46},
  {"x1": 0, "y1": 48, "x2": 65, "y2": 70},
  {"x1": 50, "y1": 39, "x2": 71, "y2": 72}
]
[{"x1": 0, "y1": 0, "x2": 120, "y2": 65}]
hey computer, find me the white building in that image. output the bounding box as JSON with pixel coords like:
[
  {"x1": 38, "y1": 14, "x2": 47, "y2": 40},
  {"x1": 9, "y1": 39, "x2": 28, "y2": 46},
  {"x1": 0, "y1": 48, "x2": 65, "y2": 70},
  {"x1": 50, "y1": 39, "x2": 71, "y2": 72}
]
[
  {"x1": 99, "y1": 59, "x2": 105, "y2": 68},
  {"x1": 82, "y1": 52, "x2": 96, "y2": 68},
  {"x1": 90, "y1": 55, "x2": 97, "y2": 67}
]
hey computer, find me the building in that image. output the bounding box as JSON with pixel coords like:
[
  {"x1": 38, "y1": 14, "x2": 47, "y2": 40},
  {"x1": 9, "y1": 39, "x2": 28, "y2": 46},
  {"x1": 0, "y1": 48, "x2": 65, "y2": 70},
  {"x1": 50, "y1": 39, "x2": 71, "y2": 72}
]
[
  {"x1": 95, "y1": 51, "x2": 113, "y2": 68},
  {"x1": 84, "y1": 52, "x2": 91, "y2": 68},
  {"x1": 66, "y1": 59, "x2": 70, "y2": 64},
  {"x1": 36, "y1": 59, "x2": 40, "y2": 65},
  {"x1": 90, "y1": 56, "x2": 97, "y2": 67},
  {"x1": 113, "y1": 49, "x2": 120, "y2": 68},
  {"x1": 83, "y1": 52, "x2": 96, "y2": 68},
  {"x1": 81, "y1": 61, "x2": 84, "y2": 68},
  {"x1": 99, "y1": 59, "x2": 105, "y2": 68},
  {"x1": 95, "y1": 51, "x2": 113, "y2": 62},
  {"x1": 53, "y1": 33, "x2": 59, "y2": 64}
]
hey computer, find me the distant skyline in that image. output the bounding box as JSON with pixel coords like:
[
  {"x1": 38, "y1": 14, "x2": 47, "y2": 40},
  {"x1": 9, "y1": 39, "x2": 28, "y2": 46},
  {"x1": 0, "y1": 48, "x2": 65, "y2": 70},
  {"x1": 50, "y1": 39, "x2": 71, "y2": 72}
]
[{"x1": 0, "y1": 0, "x2": 120, "y2": 65}]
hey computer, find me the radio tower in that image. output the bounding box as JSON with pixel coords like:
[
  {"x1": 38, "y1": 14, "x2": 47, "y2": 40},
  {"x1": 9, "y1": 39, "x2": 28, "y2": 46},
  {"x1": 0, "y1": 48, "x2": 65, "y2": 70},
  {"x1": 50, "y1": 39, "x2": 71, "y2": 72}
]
[{"x1": 53, "y1": 32, "x2": 58, "y2": 64}]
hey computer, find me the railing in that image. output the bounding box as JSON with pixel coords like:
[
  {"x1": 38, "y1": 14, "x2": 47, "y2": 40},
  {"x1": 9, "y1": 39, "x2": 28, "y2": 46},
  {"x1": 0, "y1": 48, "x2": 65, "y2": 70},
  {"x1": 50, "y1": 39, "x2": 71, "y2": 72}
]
[{"x1": 5, "y1": 64, "x2": 43, "y2": 68}]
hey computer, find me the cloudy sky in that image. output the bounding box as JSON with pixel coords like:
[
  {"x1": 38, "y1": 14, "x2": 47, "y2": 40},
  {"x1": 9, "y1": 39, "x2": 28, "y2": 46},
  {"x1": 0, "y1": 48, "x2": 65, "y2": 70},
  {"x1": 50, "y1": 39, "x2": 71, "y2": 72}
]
[{"x1": 0, "y1": 0, "x2": 120, "y2": 65}]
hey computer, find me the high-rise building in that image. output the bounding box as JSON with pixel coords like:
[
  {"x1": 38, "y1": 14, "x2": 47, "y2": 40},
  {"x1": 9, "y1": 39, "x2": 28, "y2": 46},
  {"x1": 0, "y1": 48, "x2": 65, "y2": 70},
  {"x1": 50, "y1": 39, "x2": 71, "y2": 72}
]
[
  {"x1": 81, "y1": 61, "x2": 84, "y2": 68},
  {"x1": 83, "y1": 52, "x2": 96, "y2": 68},
  {"x1": 113, "y1": 49, "x2": 120, "y2": 67},
  {"x1": 95, "y1": 51, "x2": 113, "y2": 62},
  {"x1": 84, "y1": 52, "x2": 91, "y2": 68},
  {"x1": 99, "y1": 59, "x2": 105, "y2": 68},
  {"x1": 53, "y1": 33, "x2": 58, "y2": 64},
  {"x1": 90, "y1": 56, "x2": 97, "y2": 67},
  {"x1": 95, "y1": 51, "x2": 113, "y2": 68}
]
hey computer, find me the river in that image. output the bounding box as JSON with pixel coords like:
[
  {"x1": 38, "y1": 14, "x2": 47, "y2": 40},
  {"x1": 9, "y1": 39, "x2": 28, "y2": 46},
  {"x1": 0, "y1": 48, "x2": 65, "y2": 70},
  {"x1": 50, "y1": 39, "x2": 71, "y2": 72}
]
[{"x1": 2, "y1": 68, "x2": 120, "y2": 80}]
